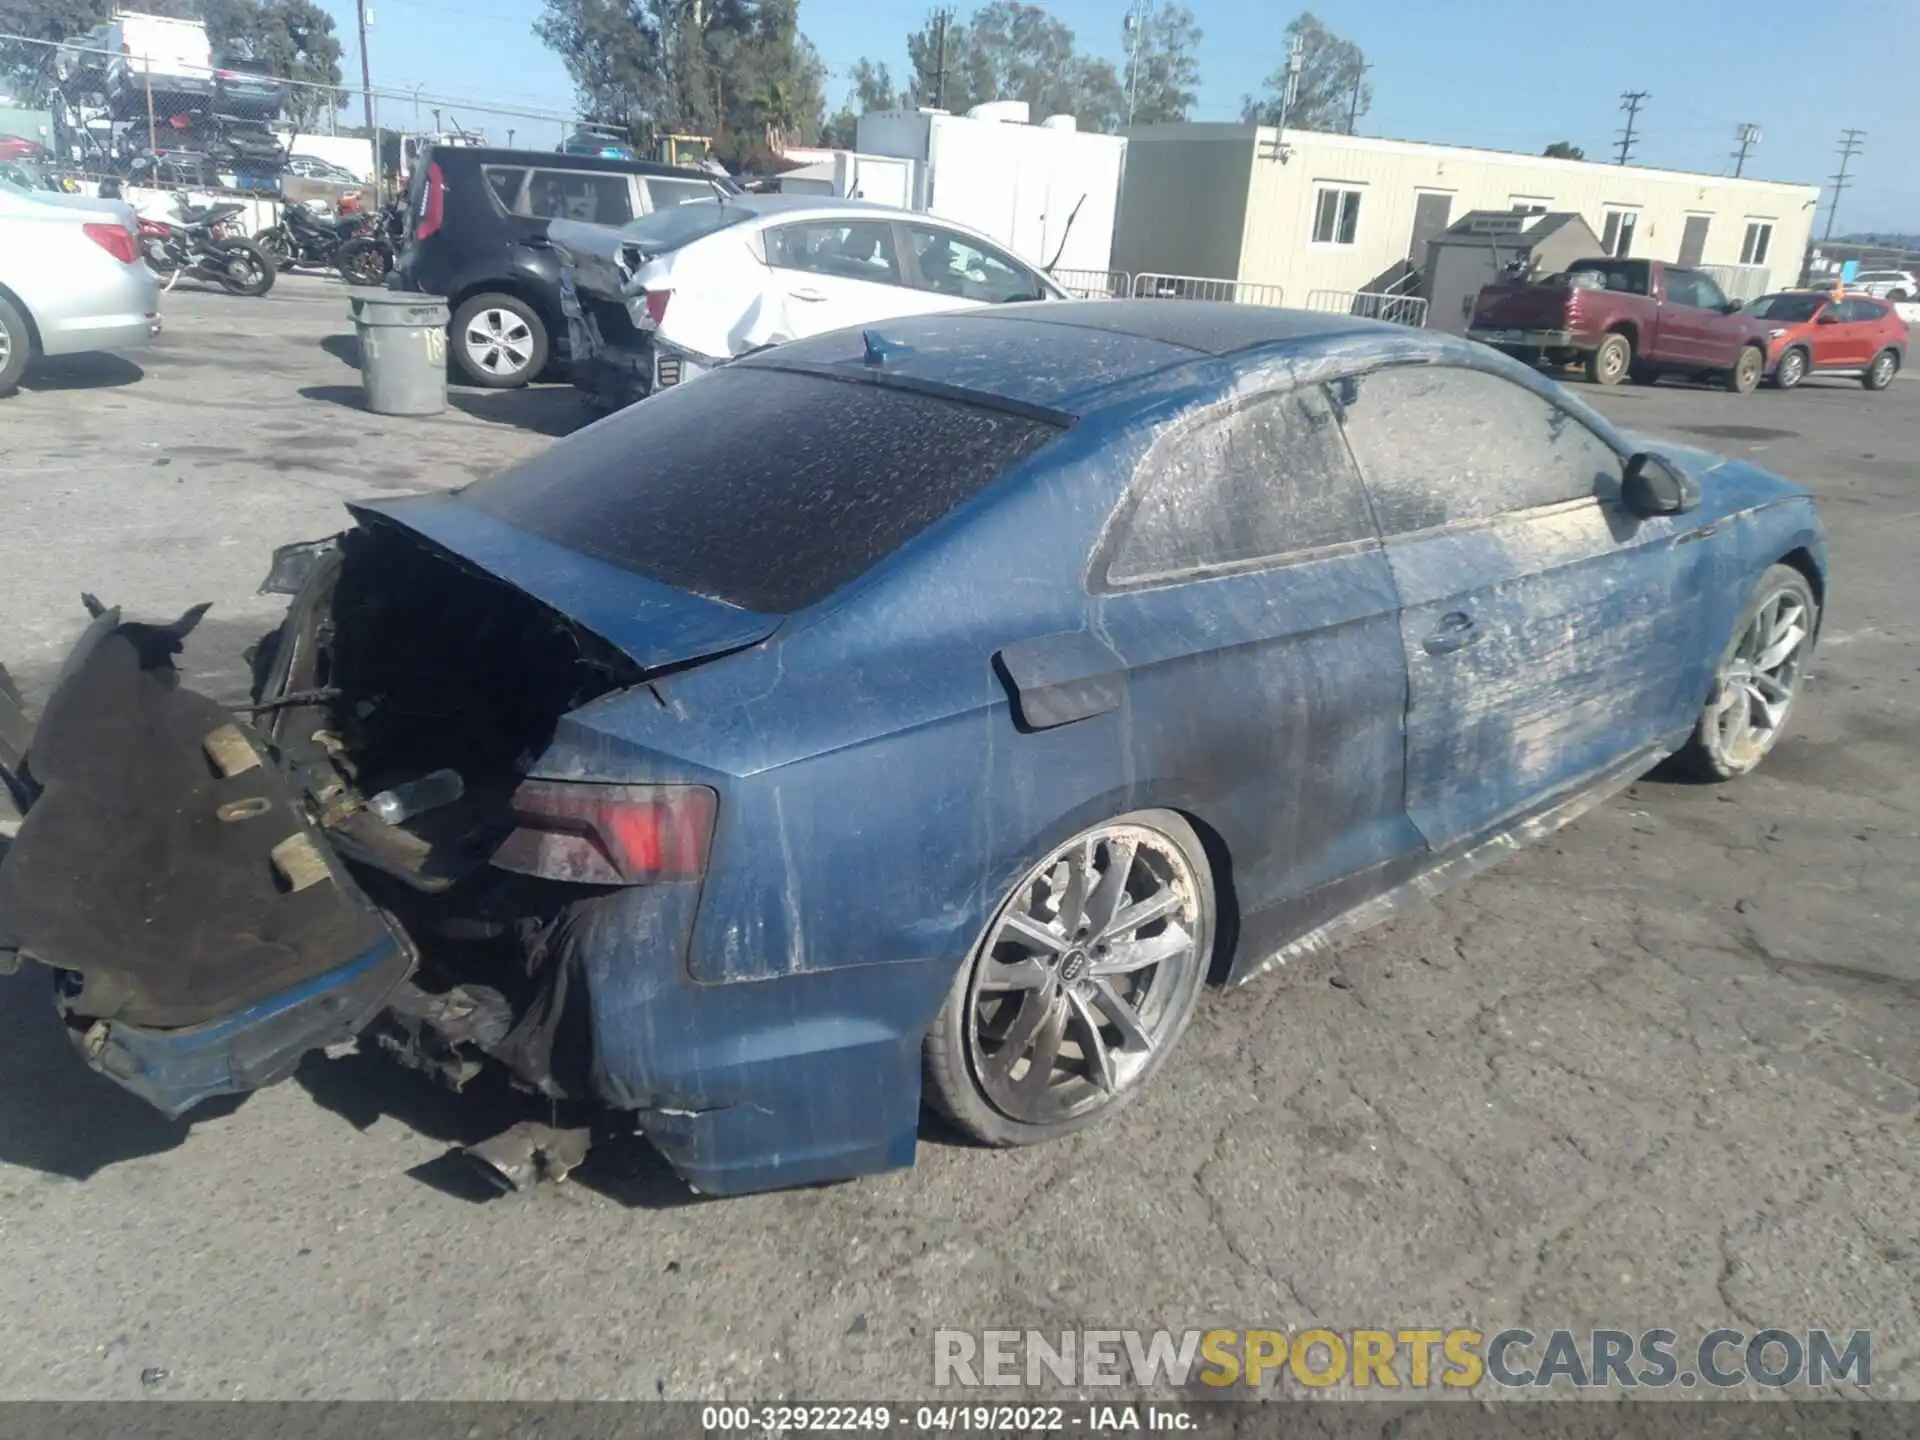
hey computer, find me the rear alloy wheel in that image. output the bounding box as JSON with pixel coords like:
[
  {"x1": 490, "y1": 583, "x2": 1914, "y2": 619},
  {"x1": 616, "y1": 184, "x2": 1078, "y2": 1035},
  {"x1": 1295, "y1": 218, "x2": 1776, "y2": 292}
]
[
  {"x1": 452, "y1": 293, "x2": 547, "y2": 388},
  {"x1": 1678, "y1": 564, "x2": 1817, "y2": 780},
  {"x1": 1769, "y1": 347, "x2": 1807, "y2": 390},
  {"x1": 0, "y1": 293, "x2": 29, "y2": 394},
  {"x1": 1862, "y1": 349, "x2": 1899, "y2": 391},
  {"x1": 1724, "y1": 344, "x2": 1764, "y2": 394},
  {"x1": 1586, "y1": 332, "x2": 1631, "y2": 386},
  {"x1": 924, "y1": 811, "x2": 1214, "y2": 1146}
]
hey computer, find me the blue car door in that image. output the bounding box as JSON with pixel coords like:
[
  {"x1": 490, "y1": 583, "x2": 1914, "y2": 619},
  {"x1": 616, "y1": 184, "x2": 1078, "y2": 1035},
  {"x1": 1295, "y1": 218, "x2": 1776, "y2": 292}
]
[
  {"x1": 1083, "y1": 378, "x2": 1425, "y2": 958},
  {"x1": 1333, "y1": 362, "x2": 1714, "y2": 853}
]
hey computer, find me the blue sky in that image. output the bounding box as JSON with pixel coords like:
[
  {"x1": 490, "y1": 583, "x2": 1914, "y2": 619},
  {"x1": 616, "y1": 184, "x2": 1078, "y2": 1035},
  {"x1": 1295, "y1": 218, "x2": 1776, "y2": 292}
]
[{"x1": 320, "y1": 0, "x2": 1917, "y2": 231}]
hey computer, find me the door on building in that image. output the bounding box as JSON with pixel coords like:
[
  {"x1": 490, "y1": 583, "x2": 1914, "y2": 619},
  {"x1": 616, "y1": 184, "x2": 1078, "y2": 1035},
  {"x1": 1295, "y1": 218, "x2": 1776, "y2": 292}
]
[
  {"x1": 1408, "y1": 191, "x2": 1453, "y2": 273},
  {"x1": 1678, "y1": 214, "x2": 1711, "y2": 268}
]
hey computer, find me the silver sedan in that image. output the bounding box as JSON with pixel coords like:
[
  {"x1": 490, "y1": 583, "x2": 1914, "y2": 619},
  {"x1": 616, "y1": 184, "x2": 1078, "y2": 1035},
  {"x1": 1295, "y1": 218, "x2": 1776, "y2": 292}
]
[{"x1": 0, "y1": 176, "x2": 162, "y2": 393}]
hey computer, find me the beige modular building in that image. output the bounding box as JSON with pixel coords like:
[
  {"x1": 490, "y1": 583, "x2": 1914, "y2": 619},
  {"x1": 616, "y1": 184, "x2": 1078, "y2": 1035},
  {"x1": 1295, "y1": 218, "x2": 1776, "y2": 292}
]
[{"x1": 1112, "y1": 123, "x2": 1821, "y2": 309}]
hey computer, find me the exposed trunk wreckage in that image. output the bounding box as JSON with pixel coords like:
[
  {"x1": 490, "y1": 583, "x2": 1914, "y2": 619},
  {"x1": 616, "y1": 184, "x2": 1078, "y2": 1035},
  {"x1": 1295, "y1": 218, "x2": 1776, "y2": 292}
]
[{"x1": 0, "y1": 515, "x2": 663, "y2": 1189}]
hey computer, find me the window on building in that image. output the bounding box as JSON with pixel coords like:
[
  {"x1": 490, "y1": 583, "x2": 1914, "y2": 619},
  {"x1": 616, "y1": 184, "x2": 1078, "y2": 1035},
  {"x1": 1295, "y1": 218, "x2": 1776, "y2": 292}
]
[
  {"x1": 1600, "y1": 209, "x2": 1639, "y2": 257},
  {"x1": 1741, "y1": 220, "x2": 1774, "y2": 266},
  {"x1": 1510, "y1": 197, "x2": 1550, "y2": 215},
  {"x1": 1312, "y1": 186, "x2": 1363, "y2": 245}
]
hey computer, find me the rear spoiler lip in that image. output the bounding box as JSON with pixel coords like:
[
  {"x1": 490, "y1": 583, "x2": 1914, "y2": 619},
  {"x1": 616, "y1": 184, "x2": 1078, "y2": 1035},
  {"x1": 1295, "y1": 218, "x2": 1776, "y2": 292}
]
[{"x1": 348, "y1": 494, "x2": 784, "y2": 674}]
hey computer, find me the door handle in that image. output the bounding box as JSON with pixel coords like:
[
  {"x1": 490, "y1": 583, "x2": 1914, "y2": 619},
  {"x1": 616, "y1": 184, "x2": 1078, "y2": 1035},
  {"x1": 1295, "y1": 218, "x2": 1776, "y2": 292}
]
[
  {"x1": 1675, "y1": 521, "x2": 1722, "y2": 545},
  {"x1": 1422, "y1": 611, "x2": 1480, "y2": 656},
  {"x1": 789, "y1": 287, "x2": 828, "y2": 302}
]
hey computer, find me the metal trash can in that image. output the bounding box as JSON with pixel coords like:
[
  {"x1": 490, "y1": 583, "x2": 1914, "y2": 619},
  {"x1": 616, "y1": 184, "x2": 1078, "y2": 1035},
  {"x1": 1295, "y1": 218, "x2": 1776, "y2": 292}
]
[{"x1": 349, "y1": 290, "x2": 450, "y2": 416}]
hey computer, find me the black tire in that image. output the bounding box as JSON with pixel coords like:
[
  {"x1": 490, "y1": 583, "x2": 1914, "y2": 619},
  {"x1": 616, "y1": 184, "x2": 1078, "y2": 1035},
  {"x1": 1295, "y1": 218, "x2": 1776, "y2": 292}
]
[
  {"x1": 1862, "y1": 349, "x2": 1899, "y2": 391},
  {"x1": 0, "y1": 292, "x2": 31, "y2": 395},
  {"x1": 212, "y1": 239, "x2": 275, "y2": 297},
  {"x1": 923, "y1": 809, "x2": 1215, "y2": 1147},
  {"x1": 253, "y1": 226, "x2": 295, "y2": 271},
  {"x1": 450, "y1": 292, "x2": 548, "y2": 389},
  {"x1": 1888, "y1": 289, "x2": 1910, "y2": 304},
  {"x1": 1676, "y1": 564, "x2": 1818, "y2": 782},
  {"x1": 336, "y1": 238, "x2": 391, "y2": 288},
  {"x1": 1586, "y1": 331, "x2": 1631, "y2": 386},
  {"x1": 1724, "y1": 344, "x2": 1763, "y2": 394},
  {"x1": 1769, "y1": 346, "x2": 1807, "y2": 390},
  {"x1": 1628, "y1": 360, "x2": 1662, "y2": 385}
]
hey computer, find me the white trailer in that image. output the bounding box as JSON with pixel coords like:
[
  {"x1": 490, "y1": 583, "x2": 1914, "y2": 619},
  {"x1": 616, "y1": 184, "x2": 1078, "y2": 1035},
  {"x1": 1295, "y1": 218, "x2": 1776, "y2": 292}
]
[{"x1": 855, "y1": 103, "x2": 1125, "y2": 276}]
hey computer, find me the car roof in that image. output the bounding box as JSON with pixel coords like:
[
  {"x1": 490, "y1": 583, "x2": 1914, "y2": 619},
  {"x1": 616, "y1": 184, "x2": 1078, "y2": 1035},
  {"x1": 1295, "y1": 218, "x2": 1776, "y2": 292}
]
[
  {"x1": 429, "y1": 145, "x2": 720, "y2": 182},
  {"x1": 744, "y1": 301, "x2": 1469, "y2": 411}
]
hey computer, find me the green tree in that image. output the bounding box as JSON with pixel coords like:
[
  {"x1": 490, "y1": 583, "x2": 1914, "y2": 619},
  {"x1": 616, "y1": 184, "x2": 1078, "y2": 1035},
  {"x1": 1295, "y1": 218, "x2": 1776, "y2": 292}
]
[
  {"x1": 535, "y1": 0, "x2": 826, "y2": 167},
  {"x1": 1120, "y1": 2, "x2": 1199, "y2": 125},
  {"x1": 1542, "y1": 140, "x2": 1584, "y2": 160},
  {"x1": 1241, "y1": 10, "x2": 1369, "y2": 132},
  {"x1": 894, "y1": 2, "x2": 1122, "y2": 128},
  {"x1": 823, "y1": 57, "x2": 902, "y2": 149}
]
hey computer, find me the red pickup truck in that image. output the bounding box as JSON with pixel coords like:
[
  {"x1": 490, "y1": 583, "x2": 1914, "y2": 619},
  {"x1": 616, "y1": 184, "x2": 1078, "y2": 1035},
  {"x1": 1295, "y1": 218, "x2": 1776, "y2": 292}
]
[{"x1": 1469, "y1": 257, "x2": 1773, "y2": 393}]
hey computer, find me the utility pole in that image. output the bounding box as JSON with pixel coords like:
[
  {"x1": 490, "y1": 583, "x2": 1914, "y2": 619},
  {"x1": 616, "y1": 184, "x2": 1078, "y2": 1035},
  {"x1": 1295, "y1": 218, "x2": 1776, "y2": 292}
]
[
  {"x1": 1614, "y1": 89, "x2": 1648, "y2": 165},
  {"x1": 1123, "y1": 0, "x2": 1146, "y2": 127},
  {"x1": 1346, "y1": 61, "x2": 1370, "y2": 135},
  {"x1": 355, "y1": 0, "x2": 378, "y2": 202},
  {"x1": 1823, "y1": 128, "x2": 1865, "y2": 241},
  {"x1": 1279, "y1": 32, "x2": 1304, "y2": 129},
  {"x1": 932, "y1": 8, "x2": 950, "y2": 112},
  {"x1": 1730, "y1": 122, "x2": 1760, "y2": 177}
]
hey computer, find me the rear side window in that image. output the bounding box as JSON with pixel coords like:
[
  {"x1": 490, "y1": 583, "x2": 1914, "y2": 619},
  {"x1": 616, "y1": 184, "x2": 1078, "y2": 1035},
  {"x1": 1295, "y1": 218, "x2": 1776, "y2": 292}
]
[
  {"x1": 643, "y1": 176, "x2": 719, "y2": 210},
  {"x1": 1100, "y1": 386, "x2": 1374, "y2": 588},
  {"x1": 766, "y1": 220, "x2": 904, "y2": 285},
  {"x1": 481, "y1": 166, "x2": 525, "y2": 208},
  {"x1": 518, "y1": 169, "x2": 633, "y2": 224},
  {"x1": 461, "y1": 367, "x2": 1064, "y2": 613},
  {"x1": 1337, "y1": 365, "x2": 1620, "y2": 533}
]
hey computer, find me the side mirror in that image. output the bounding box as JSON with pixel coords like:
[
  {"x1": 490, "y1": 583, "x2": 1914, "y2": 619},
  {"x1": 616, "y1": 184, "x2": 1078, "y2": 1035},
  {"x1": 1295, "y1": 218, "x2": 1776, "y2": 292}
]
[
  {"x1": 1720, "y1": 301, "x2": 1743, "y2": 315},
  {"x1": 1622, "y1": 453, "x2": 1699, "y2": 517}
]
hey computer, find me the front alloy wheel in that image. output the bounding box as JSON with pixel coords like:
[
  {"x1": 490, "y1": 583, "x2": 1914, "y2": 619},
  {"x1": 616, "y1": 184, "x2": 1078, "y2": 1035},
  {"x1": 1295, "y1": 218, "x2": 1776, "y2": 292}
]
[
  {"x1": 925, "y1": 811, "x2": 1213, "y2": 1145},
  {"x1": 1680, "y1": 564, "x2": 1817, "y2": 780}
]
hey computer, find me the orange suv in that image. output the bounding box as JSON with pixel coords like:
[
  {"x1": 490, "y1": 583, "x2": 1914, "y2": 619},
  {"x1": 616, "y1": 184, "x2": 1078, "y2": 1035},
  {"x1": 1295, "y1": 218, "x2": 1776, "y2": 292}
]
[{"x1": 1742, "y1": 291, "x2": 1907, "y2": 391}]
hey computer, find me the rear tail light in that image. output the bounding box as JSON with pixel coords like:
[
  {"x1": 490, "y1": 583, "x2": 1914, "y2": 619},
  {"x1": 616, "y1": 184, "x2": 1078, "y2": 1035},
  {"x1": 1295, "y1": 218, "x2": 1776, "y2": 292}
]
[
  {"x1": 641, "y1": 288, "x2": 671, "y2": 326},
  {"x1": 415, "y1": 160, "x2": 445, "y2": 240},
  {"x1": 83, "y1": 222, "x2": 137, "y2": 264},
  {"x1": 491, "y1": 781, "x2": 716, "y2": 885}
]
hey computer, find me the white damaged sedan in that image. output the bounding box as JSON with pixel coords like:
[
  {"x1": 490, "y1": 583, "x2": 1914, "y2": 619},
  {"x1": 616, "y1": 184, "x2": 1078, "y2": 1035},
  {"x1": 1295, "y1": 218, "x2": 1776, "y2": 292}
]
[{"x1": 551, "y1": 193, "x2": 1068, "y2": 409}]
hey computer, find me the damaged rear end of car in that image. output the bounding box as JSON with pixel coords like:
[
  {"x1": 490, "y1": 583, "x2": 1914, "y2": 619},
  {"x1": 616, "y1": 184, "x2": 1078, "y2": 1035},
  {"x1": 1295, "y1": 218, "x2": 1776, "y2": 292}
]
[{"x1": 0, "y1": 495, "x2": 775, "y2": 1186}]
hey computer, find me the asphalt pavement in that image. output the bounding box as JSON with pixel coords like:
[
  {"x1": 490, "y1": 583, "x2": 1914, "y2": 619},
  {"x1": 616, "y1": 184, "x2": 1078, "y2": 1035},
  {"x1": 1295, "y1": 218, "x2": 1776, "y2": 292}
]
[{"x1": 0, "y1": 279, "x2": 1913, "y2": 1401}]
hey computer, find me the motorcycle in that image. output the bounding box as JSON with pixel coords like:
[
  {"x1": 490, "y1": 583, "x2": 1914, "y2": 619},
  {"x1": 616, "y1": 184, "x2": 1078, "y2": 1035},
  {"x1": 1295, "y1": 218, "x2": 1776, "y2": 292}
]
[
  {"x1": 253, "y1": 202, "x2": 371, "y2": 274},
  {"x1": 333, "y1": 200, "x2": 408, "y2": 287},
  {"x1": 137, "y1": 201, "x2": 277, "y2": 298}
]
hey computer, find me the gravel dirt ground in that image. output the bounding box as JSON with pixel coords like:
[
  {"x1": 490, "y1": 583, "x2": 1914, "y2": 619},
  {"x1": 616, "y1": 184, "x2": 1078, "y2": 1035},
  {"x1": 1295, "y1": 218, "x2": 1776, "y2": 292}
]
[{"x1": 0, "y1": 279, "x2": 1914, "y2": 1402}]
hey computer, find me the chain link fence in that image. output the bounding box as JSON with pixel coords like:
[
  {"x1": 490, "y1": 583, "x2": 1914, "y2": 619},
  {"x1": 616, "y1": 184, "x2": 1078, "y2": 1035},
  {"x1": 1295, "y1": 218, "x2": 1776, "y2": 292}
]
[{"x1": 0, "y1": 30, "x2": 579, "y2": 208}]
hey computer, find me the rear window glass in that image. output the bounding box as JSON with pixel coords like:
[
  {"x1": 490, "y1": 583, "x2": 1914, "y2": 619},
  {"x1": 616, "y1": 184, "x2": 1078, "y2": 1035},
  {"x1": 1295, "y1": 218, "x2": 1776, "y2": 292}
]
[
  {"x1": 460, "y1": 367, "x2": 1064, "y2": 613},
  {"x1": 620, "y1": 200, "x2": 754, "y2": 253},
  {"x1": 1562, "y1": 260, "x2": 1650, "y2": 295}
]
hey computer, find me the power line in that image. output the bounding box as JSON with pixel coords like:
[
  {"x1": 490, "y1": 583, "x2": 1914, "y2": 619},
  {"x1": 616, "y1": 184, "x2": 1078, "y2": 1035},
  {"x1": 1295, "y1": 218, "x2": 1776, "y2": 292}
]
[
  {"x1": 1730, "y1": 121, "x2": 1760, "y2": 178},
  {"x1": 1823, "y1": 128, "x2": 1865, "y2": 242},
  {"x1": 1613, "y1": 89, "x2": 1648, "y2": 165}
]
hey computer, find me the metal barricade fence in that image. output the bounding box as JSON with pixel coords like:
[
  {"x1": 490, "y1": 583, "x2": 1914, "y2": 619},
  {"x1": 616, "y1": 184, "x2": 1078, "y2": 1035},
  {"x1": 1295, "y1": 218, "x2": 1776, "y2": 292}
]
[
  {"x1": 1048, "y1": 268, "x2": 1132, "y2": 299},
  {"x1": 1305, "y1": 288, "x2": 1430, "y2": 327},
  {"x1": 1131, "y1": 272, "x2": 1286, "y2": 307}
]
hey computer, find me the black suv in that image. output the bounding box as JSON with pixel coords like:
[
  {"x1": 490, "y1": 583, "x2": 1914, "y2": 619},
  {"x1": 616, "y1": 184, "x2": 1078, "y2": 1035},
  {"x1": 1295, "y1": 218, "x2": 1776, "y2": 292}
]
[{"x1": 394, "y1": 145, "x2": 738, "y2": 388}]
